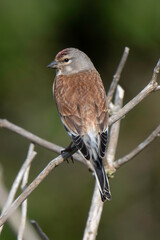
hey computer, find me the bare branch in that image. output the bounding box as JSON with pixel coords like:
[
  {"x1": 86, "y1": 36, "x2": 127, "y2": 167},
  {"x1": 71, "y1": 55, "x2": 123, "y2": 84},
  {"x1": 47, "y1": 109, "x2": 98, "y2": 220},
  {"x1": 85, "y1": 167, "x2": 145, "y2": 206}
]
[
  {"x1": 0, "y1": 119, "x2": 86, "y2": 165},
  {"x1": 18, "y1": 198, "x2": 28, "y2": 240},
  {"x1": 31, "y1": 220, "x2": 50, "y2": 240},
  {"x1": 0, "y1": 146, "x2": 77, "y2": 227},
  {"x1": 107, "y1": 47, "x2": 129, "y2": 103},
  {"x1": 114, "y1": 124, "x2": 160, "y2": 168},
  {"x1": 0, "y1": 156, "x2": 63, "y2": 227},
  {"x1": 82, "y1": 183, "x2": 103, "y2": 240},
  {"x1": 0, "y1": 119, "x2": 62, "y2": 153},
  {"x1": 106, "y1": 85, "x2": 124, "y2": 170},
  {"x1": 151, "y1": 59, "x2": 160, "y2": 84},
  {"x1": 83, "y1": 123, "x2": 160, "y2": 240},
  {"x1": 0, "y1": 144, "x2": 36, "y2": 234},
  {"x1": 109, "y1": 58, "x2": 160, "y2": 127},
  {"x1": 0, "y1": 144, "x2": 36, "y2": 215},
  {"x1": 18, "y1": 149, "x2": 32, "y2": 240},
  {"x1": 0, "y1": 169, "x2": 41, "y2": 240}
]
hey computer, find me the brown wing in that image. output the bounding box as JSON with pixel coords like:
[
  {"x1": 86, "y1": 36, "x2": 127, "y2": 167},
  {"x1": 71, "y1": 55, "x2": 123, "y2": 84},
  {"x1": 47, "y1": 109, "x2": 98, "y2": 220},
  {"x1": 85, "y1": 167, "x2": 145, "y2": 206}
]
[
  {"x1": 53, "y1": 73, "x2": 83, "y2": 135},
  {"x1": 54, "y1": 70, "x2": 108, "y2": 158}
]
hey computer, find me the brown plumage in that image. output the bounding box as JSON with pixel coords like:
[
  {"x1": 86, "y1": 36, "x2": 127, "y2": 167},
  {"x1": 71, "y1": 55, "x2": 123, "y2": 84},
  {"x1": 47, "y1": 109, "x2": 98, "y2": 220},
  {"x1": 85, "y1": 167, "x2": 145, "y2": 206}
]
[
  {"x1": 48, "y1": 48, "x2": 111, "y2": 201},
  {"x1": 54, "y1": 70, "x2": 108, "y2": 134}
]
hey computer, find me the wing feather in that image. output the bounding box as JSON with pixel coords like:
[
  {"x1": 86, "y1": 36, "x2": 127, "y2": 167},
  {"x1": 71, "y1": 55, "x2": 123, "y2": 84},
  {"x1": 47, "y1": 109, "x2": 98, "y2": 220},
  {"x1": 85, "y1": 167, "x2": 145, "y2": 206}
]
[{"x1": 54, "y1": 70, "x2": 108, "y2": 159}]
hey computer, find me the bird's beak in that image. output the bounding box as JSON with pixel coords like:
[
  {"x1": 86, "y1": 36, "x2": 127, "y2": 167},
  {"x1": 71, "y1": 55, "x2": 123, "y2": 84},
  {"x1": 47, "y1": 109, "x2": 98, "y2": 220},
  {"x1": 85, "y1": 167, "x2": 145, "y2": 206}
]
[{"x1": 47, "y1": 60, "x2": 58, "y2": 69}]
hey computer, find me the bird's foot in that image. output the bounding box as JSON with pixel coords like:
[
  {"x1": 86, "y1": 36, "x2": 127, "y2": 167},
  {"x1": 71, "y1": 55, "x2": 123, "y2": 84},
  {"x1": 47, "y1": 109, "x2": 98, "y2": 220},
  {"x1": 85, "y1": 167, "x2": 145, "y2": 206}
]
[{"x1": 61, "y1": 143, "x2": 74, "y2": 163}]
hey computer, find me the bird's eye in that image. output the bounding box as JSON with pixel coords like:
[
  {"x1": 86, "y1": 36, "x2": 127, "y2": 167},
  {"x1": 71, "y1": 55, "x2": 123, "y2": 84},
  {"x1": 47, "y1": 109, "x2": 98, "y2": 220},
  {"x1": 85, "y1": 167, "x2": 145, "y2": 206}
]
[{"x1": 64, "y1": 58, "x2": 69, "y2": 62}]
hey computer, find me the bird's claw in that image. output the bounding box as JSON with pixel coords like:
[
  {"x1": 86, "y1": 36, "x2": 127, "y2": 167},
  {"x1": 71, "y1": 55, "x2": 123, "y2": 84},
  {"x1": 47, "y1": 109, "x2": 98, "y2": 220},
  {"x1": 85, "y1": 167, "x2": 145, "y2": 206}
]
[{"x1": 61, "y1": 148, "x2": 74, "y2": 163}]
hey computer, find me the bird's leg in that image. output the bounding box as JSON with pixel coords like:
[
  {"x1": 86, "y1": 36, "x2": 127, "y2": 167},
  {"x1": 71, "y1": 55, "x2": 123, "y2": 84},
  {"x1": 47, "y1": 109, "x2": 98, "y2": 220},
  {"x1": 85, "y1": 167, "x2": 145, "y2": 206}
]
[{"x1": 61, "y1": 142, "x2": 75, "y2": 163}]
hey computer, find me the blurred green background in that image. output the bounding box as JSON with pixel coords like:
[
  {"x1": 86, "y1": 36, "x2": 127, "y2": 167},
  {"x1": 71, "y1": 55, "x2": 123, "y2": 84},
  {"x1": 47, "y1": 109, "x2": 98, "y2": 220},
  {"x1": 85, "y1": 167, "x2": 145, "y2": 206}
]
[{"x1": 0, "y1": 0, "x2": 160, "y2": 239}]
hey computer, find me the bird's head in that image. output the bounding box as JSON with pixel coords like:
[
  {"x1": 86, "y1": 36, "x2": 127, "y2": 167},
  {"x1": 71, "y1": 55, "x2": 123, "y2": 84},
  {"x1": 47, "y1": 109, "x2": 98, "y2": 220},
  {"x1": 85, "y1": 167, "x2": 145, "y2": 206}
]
[{"x1": 47, "y1": 48, "x2": 95, "y2": 75}]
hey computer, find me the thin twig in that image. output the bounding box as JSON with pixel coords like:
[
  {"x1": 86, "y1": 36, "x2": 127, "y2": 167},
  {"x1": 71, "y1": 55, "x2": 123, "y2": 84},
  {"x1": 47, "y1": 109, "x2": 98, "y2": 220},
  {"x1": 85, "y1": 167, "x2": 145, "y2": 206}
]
[
  {"x1": 0, "y1": 143, "x2": 36, "y2": 234},
  {"x1": 0, "y1": 146, "x2": 77, "y2": 227},
  {"x1": 18, "y1": 147, "x2": 32, "y2": 240},
  {"x1": 109, "y1": 58, "x2": 160, "y2": 127},
  {"x1": 107, "y1": 47, "x2": 129, "y2": 103},
  {"x1": 18, "y1": 197, "x2": 28, "y2": 240},
  {"x1": 31, "y1": 220, "x2": 50, "y2": 240},
  {"x1": 114, "y1": 124, "x2": 160, "y2": 168}
]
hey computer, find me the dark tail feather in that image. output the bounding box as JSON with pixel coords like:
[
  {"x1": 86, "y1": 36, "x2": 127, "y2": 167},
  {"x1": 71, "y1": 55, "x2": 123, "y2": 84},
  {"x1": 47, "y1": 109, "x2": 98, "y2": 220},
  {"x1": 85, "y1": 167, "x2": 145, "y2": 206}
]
[{"x1": 93, "y1": 162, "x2": 111, "y2": 202}]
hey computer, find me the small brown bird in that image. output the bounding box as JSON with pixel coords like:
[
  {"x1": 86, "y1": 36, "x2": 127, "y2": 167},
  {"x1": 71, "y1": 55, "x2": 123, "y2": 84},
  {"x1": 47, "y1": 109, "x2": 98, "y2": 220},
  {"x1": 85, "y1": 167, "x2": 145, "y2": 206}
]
[{"x1": 48, "y1": 48, "x2": 111, "y2": 201}]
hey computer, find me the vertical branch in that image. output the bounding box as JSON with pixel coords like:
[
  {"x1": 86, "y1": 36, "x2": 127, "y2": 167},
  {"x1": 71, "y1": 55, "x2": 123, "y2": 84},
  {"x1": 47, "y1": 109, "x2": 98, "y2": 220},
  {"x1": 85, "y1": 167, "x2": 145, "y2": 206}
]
[
  {"x1": 18, "y1": 163, "x2": 31, "y2": 239},
  {"x1": 106, "y1": 85, "x2": 125, "y2": 170},
  {"x1": 83, "y1": 85, "x2": 125, "y2": 240},
  {"x1": 82, "y1": 183, "x2": 103, "y2": 240},
  {"x1": 0, "y1": 143, "x2": 36, "y2": 235}
]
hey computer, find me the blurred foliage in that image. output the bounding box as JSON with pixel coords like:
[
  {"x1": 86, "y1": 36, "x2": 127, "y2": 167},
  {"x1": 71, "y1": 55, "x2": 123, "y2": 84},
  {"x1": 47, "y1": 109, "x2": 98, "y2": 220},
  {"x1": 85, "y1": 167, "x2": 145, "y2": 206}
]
[{"x1": 0, "y1": 0, "x2": 160, "y2": 239}]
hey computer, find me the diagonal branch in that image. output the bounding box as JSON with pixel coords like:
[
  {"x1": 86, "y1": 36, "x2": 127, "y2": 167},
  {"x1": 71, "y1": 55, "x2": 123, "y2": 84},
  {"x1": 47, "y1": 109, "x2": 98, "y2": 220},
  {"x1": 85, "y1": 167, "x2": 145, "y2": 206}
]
[
  {"x1": 109, "y1": 58, "x2": 160, "y2": 127},
  {"x1": 0, "y1": 119, "x2": 63, "y2": 153},
  {"x1": 0, "y1": 119, "x2": 85, "y2": 165},
  {"x1": 0, "y1": 146, "x2": 77, "y2": 227},
  {"x1": 114, "y1": 124, "x2": 160, "y2": 168},
  {"x1": 107, "y1": 47, "x2": 129, "y2": 103},
  {"x1": 0, "y1": 175, "x2": 41, "y2": 240}
]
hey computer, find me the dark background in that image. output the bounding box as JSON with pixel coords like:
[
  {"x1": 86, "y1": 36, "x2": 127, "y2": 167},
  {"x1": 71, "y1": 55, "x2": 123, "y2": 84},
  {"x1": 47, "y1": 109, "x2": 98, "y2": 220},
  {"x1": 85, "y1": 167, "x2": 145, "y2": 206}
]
[{"x1": 0, "y1": 0, "x2": 160, "y2": 239}]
